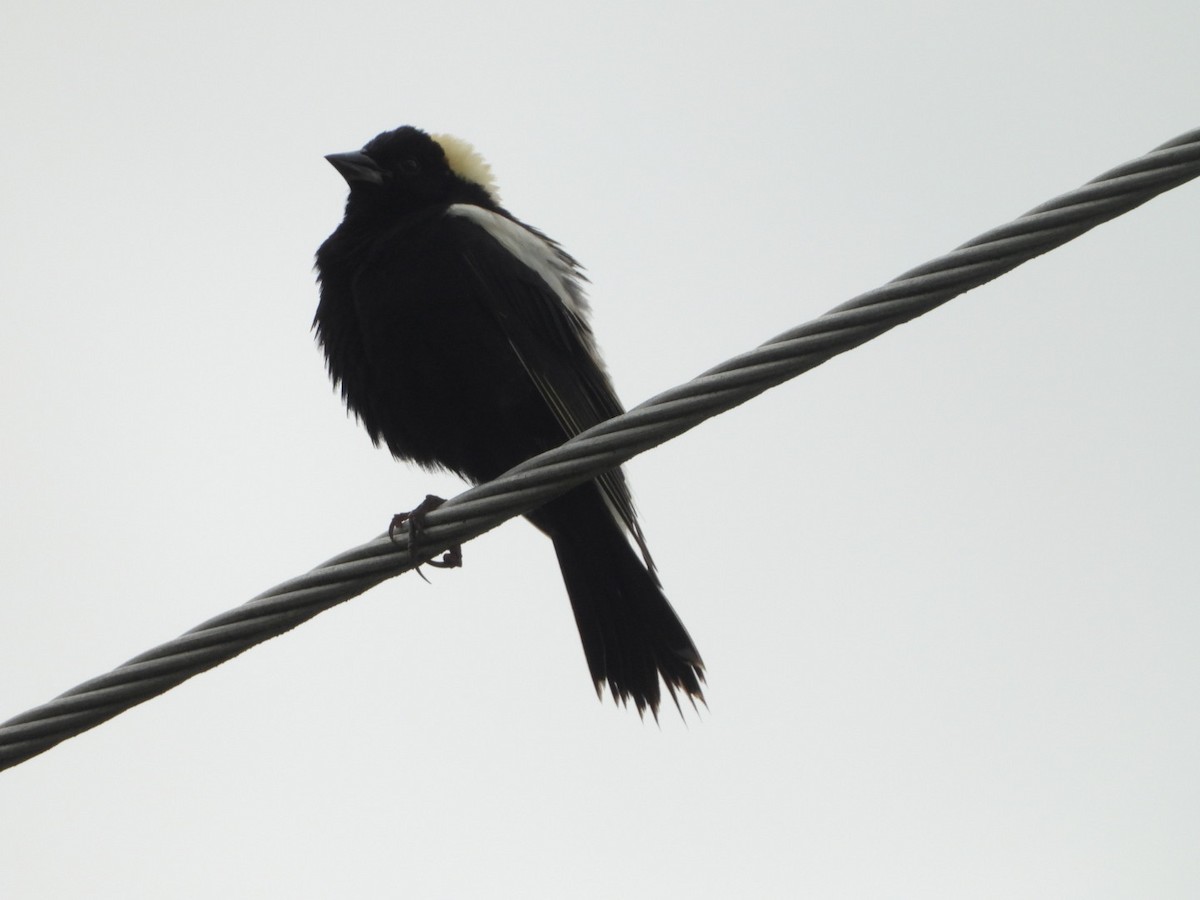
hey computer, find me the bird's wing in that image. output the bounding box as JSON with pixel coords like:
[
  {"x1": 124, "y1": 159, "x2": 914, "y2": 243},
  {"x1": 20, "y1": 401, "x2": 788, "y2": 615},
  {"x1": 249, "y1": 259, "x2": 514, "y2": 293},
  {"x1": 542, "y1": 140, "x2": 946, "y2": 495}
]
[{"x1": 444, "y1": 204, "x2": 657, "y2": 573}]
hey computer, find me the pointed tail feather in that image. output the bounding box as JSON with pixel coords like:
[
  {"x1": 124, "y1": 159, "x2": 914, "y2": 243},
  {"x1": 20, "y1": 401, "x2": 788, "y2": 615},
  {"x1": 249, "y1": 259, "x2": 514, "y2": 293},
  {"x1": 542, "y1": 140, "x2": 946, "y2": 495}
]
[{"x1": 533, "y1": 488, "x2": 704, "y2": 716}]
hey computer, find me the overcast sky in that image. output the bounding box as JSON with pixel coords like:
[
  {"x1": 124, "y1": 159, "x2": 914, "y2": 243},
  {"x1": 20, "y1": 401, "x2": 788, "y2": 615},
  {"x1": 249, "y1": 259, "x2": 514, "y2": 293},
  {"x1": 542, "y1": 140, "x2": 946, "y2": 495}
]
[{"x1": 2, "y1": 2, "x2": 1198, "y2": 897}]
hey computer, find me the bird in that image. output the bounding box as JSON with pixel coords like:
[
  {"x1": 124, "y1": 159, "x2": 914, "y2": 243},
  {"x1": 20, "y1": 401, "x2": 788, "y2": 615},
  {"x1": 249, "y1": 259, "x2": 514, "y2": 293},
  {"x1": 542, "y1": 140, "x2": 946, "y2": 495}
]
[{"x1": 313, "y1": 125, "x2": 704, "y2": 715}]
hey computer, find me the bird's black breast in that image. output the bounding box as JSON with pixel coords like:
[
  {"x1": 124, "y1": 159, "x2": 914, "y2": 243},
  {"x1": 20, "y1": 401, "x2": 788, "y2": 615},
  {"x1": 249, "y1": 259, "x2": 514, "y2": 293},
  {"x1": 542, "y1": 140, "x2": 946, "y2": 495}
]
[{"x1": 315, "y1": 206, "x2": 567, "y2": 482}]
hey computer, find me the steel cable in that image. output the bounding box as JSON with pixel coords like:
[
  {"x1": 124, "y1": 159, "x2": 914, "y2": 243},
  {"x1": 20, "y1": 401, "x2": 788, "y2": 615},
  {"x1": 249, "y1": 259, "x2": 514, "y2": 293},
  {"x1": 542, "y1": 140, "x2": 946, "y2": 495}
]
[{"x1": 2, "y1": 127, "x2": 1197, "y2": 771}]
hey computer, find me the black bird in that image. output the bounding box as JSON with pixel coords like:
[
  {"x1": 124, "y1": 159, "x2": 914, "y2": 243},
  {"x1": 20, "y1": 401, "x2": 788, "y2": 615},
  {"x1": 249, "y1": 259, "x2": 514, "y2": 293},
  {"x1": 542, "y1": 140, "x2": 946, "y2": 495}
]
[{"x1": 314, "y1": 125, "x2": 703, "y2": 715}]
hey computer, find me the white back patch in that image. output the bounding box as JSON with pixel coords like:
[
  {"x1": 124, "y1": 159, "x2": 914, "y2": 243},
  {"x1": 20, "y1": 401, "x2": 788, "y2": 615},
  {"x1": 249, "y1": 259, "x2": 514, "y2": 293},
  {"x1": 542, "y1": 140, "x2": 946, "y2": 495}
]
[
  {"x1": 432, "y1": 133, "x2": 500, "y2": 203},
  {"x1": 446, "y1": 204, "x2": 600, "y2": 367}
]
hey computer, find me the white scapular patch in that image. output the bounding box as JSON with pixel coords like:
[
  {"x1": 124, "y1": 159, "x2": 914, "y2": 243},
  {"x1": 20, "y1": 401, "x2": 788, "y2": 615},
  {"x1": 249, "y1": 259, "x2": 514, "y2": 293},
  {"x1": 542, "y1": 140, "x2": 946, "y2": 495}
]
[
  {"x1": 432, "y1": 133, "x2": 500, "y2": 202},
  {"x1": 445, "y1": 203, "x2": 602, "y2": 366}
]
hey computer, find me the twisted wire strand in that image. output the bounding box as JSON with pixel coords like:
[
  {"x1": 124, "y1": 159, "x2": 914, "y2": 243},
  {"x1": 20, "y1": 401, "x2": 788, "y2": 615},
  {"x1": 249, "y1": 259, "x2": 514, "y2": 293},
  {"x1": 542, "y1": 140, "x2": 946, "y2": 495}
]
[{"x1": 3, "y1": 128, "x2": 1198, "y2": 772}]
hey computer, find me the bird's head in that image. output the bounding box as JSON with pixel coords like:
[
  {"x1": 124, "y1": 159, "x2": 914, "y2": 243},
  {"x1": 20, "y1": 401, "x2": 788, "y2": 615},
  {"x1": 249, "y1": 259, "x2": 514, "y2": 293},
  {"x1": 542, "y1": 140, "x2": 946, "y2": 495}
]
[{"x1": 325, "y1": 125, "x2": 500, "y2": 214}]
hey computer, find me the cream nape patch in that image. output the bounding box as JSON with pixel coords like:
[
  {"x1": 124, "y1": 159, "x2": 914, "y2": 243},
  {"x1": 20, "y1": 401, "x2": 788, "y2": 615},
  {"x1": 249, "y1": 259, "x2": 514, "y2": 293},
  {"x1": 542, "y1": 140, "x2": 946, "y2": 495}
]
[{"x1": 432, "y1": 133, "x2": 501, "y2": 203}]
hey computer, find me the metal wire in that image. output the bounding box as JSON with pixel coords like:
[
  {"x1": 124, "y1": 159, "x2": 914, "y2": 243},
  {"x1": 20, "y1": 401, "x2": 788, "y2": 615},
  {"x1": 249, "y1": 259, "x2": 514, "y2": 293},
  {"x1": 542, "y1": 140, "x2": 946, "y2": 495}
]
[{"x1": 2, "y1": 127, "x2": 1198, "y2": 772}]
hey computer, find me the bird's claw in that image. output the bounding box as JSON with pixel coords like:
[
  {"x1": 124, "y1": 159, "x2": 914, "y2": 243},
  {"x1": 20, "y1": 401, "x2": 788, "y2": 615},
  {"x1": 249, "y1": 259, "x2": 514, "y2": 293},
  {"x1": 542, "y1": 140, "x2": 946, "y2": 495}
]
[{"x1": 389, "y1": 494, "x2": 463, "y2": 580}]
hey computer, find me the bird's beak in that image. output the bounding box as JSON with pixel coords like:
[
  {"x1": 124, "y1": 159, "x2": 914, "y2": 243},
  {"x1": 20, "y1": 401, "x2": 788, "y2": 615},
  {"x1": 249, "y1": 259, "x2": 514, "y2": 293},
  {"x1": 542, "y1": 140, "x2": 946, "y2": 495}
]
[{"x1": 325, "y1": 151, "x2": 385, "y2": 186}]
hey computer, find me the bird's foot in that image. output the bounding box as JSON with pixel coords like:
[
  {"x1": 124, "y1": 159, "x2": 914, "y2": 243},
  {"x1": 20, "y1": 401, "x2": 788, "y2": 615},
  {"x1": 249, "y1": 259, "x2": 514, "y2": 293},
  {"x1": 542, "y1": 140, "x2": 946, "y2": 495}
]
[{"x1": 389, "y1": 494, "x2": 463, "y2": 581}]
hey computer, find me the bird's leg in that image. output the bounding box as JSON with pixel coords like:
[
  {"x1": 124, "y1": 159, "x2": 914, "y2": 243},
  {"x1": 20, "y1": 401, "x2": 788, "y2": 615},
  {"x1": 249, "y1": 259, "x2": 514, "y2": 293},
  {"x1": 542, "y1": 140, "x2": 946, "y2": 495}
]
[{"x1": 389, "y1": 494, "x2": 463, "y2": 579}]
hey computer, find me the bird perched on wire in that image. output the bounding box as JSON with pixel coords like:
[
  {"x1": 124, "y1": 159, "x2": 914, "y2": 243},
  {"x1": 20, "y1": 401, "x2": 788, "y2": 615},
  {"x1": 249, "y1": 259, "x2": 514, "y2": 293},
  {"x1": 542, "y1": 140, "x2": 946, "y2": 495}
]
[{"x1": 313, "y1": 125, "x2": 704, "y2": 715}]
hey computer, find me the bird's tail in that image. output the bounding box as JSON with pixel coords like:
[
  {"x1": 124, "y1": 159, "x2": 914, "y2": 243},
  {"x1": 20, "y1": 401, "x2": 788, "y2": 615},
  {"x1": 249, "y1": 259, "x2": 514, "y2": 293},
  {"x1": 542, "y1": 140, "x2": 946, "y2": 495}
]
[{"x1": 533, "y1": 488, "x2": 705, "y2": 717}]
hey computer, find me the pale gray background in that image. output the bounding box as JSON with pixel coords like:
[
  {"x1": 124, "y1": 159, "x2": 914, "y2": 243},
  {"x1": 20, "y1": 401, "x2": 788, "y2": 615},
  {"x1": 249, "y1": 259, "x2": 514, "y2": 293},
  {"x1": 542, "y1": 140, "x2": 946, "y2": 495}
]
[{"x1": 2, "y1": 2, "x2": 1198, "y2": 897}]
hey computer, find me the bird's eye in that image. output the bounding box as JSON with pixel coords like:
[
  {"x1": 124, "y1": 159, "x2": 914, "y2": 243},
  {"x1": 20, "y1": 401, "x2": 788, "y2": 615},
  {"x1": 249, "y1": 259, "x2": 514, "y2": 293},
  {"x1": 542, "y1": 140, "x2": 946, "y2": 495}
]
[{"x1": 398, "y1": 158, "x2": 421, "y2": 174}]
